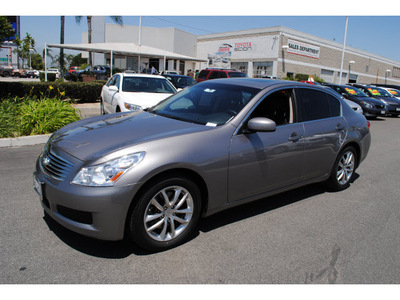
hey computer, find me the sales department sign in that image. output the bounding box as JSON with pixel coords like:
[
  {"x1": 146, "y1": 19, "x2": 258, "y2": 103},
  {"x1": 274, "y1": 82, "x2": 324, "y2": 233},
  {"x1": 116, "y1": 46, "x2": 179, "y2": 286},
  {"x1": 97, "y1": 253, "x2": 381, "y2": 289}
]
[{"x1": 287, "y1": 39, "x2": 320, "y2": 59}]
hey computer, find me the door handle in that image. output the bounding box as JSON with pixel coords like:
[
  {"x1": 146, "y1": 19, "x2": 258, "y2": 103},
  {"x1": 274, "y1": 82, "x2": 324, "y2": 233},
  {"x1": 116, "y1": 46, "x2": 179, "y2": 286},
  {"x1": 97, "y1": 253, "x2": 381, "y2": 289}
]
[{"x1": 288, "y1": 132, "x2": 302, "y2": 142}]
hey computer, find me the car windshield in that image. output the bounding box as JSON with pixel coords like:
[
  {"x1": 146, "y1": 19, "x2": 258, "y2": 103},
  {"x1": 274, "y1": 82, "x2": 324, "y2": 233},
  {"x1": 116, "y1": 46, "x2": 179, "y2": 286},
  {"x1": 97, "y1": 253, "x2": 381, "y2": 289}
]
[
  {"x1": 367, "y1": 87, "x2": 393, "y2": 97},
  {"x1": 228, "y1": 72, "x2": 247, "y2": 78},
  {"x1": 388, "y1": 89, "x2": 400, "y2": 97},
  {"x1": 122, "y1": 77, "x2": 176, "y2": 94},
  {"x1": 150, "y1": 83, "x2": 260, "y2": 126},
  {"x1": 344, "y1": 87, "x2": 368, "y2": 97}
]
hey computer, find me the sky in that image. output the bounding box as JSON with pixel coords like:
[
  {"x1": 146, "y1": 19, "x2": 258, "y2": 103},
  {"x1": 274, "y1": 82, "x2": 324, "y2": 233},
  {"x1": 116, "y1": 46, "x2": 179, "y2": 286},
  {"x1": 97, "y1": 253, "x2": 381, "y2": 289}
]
[{"x1": 6, "y1": 0, "x2": 400, "y2": 62}]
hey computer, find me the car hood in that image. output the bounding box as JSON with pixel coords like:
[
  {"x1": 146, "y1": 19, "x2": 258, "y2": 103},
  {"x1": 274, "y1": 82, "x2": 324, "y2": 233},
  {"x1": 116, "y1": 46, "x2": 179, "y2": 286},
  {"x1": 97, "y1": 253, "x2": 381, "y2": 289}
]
[
  {"x1": 375, "y1": 96, "x2": 400, "y2": 105},
  {"x1": 121, "y1": 91, "x2": 174, "y2": 109},
  {"x1": 50, "y1": 111, "x2": 209, "y2": 162},
  {"x1": 347, "y1": 95, "x2": 385, "y2": 105}
]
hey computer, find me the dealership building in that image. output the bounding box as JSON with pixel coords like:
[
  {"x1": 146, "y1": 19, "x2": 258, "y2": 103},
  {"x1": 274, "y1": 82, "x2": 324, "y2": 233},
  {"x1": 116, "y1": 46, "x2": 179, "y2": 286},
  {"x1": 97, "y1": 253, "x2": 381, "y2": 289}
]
[{"x1": 48, "y1": 17, "x2": 400, "y2": 85}]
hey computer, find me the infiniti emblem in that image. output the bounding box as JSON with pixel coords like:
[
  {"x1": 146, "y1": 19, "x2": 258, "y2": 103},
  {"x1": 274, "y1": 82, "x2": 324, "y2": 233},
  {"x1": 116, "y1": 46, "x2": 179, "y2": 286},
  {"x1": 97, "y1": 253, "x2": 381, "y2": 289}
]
[{"x1": 43, "y1": 155, "x2": 50, "y2": 166}]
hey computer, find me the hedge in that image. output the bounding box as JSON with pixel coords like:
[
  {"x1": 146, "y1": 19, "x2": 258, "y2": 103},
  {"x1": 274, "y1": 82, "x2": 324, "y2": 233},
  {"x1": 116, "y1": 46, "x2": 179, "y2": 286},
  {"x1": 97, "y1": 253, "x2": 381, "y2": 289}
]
[{"x1": 0, "y1": 81, "x2": 106, "y2": 102}]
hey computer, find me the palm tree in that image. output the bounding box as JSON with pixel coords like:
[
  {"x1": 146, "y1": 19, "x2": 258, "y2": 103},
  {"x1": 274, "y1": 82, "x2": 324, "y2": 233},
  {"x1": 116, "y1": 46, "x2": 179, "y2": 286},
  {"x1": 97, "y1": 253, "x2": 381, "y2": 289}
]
[
  {"x1": 75, "y1": 16, "x2": 123, "y2": 68},
  {"x1": 60, "y1": 16, "x2": 65, "y2": 76}
]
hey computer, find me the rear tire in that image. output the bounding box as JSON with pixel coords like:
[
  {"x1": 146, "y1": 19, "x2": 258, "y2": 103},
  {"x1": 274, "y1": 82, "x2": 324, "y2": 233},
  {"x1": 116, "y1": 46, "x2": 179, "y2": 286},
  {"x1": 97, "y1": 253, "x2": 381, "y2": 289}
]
[
  {"x1": 128, "y1": 176, "x2": 201, "y2": 251},
  {"x1": 326, "y1": 146, "x2": 357, "y2": 191},
  {"x1": 100, "y1": 99, "x2": 106, "y2": 115}
]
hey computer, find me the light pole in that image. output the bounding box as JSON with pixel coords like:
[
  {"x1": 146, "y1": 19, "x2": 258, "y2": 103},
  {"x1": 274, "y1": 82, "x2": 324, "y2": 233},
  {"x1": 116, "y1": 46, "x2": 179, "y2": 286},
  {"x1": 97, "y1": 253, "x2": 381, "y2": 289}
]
[
  {"x1": 281, "y1": 45, "x2": 288, "y2": 76},
  {"x1": 385, "y1": 70, "x2": 391, "y2": 84},
  {"x1": 348, "y1": 61, "x2": 355, "y2": 83},
  {"x1": 29, "y1": 48, "x2": 34, "y2": 70}
]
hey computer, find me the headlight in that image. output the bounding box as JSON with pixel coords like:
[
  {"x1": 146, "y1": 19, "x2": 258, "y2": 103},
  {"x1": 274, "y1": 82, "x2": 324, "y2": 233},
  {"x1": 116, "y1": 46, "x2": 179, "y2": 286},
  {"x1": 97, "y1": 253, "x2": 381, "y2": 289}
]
[
  {"x1": 361, "y1": 101, "x2": 373, "y2": 109},
  {"x1": 379, "y1": 99, "x2": 388, "y2": 105},
  {"x1": 72, "y1": 152, "x2": 145, "y2": 186},
  {"x1": 124, "y1": 102, "x2": 142, "y2": 111}
]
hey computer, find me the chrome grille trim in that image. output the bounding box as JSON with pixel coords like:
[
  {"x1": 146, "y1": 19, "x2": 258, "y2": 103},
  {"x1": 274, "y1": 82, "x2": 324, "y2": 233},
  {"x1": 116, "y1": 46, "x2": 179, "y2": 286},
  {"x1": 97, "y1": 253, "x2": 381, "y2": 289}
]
[{"x1": 40, "y1": 149, "x2": 74, "y2": 181}]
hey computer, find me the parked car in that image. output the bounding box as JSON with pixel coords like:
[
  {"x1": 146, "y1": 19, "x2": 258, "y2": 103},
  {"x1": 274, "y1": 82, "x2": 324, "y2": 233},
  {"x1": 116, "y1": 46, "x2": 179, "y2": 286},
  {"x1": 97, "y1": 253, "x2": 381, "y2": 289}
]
[
  {"x1": 47, "y1": 68, "x2": 60, "y2": 79},
  {"x1": 0, "y1": 65, "x2": 13, "y2": 77},
  {"x1": 161, "y1": 70, "x2": 178, "y2": 75},
  {"x1": 100, "y1": 73, "x2": 177, "y2": 114},
  {"x1": 196, "y1": 68, "x2": 247, "y2": 82},
  {"x1": 324, "y1": 83, "x2": 388, "y2": 118},
  {"x1": 162, "y1": 74, "x2": 197, "y2": 89},
  {"x1": 12, "y1": 69, "x2": 26, "y2": 78},
  {"x1": 25, "y1": 69, "x2": 40, "y2": 78},
  {"x1": 351, "y1": 84, "x2": 400, "y2": 117},
  {"x1": 69, "y1": 66, "x2": 79, "y2": 73},
  {"x1": 300, "y1": 80, "x2": 320, "y2": 85},
  {"x1": 34, "y1": 79, "x2": 371, "y2": 251},
  {"x1": 379, "y1": 87, "x2": 400, "y2": 100}
]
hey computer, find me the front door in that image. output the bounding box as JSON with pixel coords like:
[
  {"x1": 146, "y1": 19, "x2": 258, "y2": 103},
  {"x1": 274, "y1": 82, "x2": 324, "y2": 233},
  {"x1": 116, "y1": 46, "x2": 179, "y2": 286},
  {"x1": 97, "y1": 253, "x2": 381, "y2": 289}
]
[{"x1": 228, "y1": 89, "x2": 305, "y2": 202}]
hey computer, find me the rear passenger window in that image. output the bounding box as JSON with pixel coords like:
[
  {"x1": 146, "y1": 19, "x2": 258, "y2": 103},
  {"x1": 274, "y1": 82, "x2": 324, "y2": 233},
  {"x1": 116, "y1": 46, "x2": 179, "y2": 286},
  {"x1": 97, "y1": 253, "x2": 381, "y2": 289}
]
[
  {"x1": 197, "y1": 70, "x2": 209, "y2": 80},
  {"x1": 296, "y1": 88, "x2": 341, "y2": 122}
]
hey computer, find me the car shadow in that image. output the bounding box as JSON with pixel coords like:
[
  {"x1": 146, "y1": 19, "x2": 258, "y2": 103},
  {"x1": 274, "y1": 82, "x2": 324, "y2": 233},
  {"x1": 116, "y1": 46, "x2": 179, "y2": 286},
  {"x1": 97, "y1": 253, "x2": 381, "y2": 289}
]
[
  {"x1": 198, "y1": 182, "x2": 326, "y2": 233},
  {"x1": 43, "y1": 176, "x2": 359, "y2": 258}
]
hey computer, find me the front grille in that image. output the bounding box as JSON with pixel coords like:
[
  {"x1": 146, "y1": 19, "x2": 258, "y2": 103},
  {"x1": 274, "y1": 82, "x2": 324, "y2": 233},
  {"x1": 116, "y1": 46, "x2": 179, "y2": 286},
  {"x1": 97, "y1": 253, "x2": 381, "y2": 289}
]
[
  {"x1": 375, "y1": 104, "x2": 385, "y2": 109},
  {"x1": 41, "y1": 149, "x2": 74, "y2": 181}
]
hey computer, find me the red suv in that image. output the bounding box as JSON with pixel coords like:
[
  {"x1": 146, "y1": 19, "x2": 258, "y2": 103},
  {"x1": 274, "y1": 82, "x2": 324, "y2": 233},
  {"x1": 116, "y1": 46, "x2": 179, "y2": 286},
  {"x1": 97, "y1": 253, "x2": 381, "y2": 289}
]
[{"x1": 196, "y1": 68, "x2": 247, "y2": 83}]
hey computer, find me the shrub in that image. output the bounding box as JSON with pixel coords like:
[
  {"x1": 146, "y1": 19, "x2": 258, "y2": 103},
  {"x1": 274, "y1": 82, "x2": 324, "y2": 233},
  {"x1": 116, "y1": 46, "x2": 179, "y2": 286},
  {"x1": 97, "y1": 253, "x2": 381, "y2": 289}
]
[
  {"x1": 18, "y1": 98, "x2": 80, "y2": 136},
  {"x1": 0, "y1": 98, "x2": 20, "y2": 138},
  {"x1": 0, "y1": 81, "x2": 105, "y2": 102}
]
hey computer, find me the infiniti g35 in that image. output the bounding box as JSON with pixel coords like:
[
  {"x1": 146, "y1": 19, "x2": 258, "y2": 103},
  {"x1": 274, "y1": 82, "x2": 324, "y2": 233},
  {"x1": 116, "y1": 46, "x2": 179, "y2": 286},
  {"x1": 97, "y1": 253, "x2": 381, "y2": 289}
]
[{"x1": 34, "y1": 79, "x2": 371, "y2": 251}]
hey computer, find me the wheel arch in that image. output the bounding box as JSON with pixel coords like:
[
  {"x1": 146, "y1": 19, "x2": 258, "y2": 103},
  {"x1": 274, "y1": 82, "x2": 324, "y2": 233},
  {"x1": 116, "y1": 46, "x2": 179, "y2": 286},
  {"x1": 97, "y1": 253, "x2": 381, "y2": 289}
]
[{"x1": 124, "y1": 168, "x2": 209, "y2": 236}]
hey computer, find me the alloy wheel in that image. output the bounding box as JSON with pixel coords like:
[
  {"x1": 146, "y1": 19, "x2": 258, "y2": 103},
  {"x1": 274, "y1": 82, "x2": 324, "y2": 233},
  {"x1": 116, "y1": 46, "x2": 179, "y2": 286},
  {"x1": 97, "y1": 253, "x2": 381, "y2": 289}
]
[
  {"x1": 336, "y1": 151, "x2": 355, "y2": 185},
  {"x1": 144, "y1": 185, "x2": 194, "y2": 242}
]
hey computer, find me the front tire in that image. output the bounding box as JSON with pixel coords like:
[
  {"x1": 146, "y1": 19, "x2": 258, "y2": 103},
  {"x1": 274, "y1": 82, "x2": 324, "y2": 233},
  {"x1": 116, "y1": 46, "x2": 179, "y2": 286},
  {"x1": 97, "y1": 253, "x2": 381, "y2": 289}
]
[
  {"x1": 100, "y1": 99, "x2": 106, "y2": 115},
  {"x1": 326, "y1": 146, "x2": 357, "y2": 191},
  {"x1": 128, "y1": 176, "x2": 201, "y2": 251}
]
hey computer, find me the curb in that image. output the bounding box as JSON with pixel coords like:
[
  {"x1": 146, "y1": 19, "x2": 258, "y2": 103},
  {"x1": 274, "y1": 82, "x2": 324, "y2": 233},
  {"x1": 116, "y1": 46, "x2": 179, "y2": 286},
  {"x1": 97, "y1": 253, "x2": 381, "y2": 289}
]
[{"x1": 0, "y1": 134, "x2": 51, "y2": 148}]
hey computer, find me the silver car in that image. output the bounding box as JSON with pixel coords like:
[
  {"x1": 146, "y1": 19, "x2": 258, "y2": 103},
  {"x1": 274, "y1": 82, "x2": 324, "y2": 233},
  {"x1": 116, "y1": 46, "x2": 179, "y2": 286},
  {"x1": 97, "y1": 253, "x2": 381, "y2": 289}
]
[{"x1": 34, "y1": 79, "x2": 371, "y2": 251}]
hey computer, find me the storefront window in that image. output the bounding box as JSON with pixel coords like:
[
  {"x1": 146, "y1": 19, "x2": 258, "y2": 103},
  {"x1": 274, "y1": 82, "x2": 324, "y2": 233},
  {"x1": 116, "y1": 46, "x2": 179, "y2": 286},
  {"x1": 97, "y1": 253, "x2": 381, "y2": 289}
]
[
  {"x1": 253, "y1": 61, "x2": 273, "y2": 78},
  {"x1": 231, "y1": 62, "x2": 248, "y2": 74}
]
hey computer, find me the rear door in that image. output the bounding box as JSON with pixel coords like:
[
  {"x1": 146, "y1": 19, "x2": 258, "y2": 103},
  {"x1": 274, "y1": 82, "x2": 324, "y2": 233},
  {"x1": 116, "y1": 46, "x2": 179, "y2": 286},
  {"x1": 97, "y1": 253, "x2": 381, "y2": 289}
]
[{"x1": 295, "y1": 88, "x2": 346, "y2": 181}]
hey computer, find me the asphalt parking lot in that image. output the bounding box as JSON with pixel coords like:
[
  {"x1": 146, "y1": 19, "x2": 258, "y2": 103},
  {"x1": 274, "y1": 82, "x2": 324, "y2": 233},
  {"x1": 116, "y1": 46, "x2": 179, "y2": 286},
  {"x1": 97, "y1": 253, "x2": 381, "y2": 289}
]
[{"x1": 1, "y1": 115, "x2": 399, "y2": 285}]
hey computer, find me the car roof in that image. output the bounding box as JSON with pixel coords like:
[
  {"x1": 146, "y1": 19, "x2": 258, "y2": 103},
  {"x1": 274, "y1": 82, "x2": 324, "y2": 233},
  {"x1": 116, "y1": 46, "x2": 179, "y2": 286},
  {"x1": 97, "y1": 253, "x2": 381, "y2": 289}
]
[
  {"x1": 196, "y1": 78, "x2": 329, "y2": 91},
  {"x1": 117, "y1": 73, "x2": 167, "y2": 79},
  {"x1": 162, "y1": 74, "x2": 192, "y2": 78}
]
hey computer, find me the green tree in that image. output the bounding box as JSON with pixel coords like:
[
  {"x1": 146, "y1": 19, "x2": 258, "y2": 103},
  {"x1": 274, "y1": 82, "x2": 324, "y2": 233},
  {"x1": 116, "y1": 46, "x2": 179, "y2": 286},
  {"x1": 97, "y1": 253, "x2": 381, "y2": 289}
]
[
  {"x1": 0, "y1": 16, "x2": 15, "y2": 44},
  {"x1": 70, "y1": 53, "x2": 88, "y2": 67},
  {"x1": 13, "y1": 33, "x2": 35, "y2": 68},
  {"x1": 75, "y1": 16, "x2": 123, "y2": 67},
  {"x1": 31, "y1": 53, "x2": 43, "y2": 70}
]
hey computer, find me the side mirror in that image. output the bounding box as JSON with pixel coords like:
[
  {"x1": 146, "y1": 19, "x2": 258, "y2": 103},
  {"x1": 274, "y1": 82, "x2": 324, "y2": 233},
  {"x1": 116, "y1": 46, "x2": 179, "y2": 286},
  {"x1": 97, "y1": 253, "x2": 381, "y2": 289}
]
[
  {"x1": 109, "y1": 85, "x2": 118, "y2": 92},
  {"x1": 247, "y1": 117, "x2": 276, "y2": 132}
]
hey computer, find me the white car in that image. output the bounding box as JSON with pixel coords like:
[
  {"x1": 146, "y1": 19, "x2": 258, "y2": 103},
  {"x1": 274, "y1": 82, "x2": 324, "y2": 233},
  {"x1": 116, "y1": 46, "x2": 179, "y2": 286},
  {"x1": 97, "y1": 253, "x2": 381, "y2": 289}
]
[
  {"x1": 47, "y1": 68, "x2": 60, "y2": 79},
  {"x1": 101, "y1": 73, "x2": 177, "y2": 114}
]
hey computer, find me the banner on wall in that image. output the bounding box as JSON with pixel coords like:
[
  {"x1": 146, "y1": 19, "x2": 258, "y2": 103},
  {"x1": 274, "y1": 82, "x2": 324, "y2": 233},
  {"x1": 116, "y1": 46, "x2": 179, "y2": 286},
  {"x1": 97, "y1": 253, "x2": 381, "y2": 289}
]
[{"x1": 287, "y1": 39, "x2": 320, "y2": 59}]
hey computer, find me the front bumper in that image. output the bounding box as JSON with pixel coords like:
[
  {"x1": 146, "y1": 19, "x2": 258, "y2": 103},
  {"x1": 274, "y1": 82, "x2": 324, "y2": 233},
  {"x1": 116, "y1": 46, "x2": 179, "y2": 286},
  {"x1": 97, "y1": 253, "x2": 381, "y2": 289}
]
[
  {"x1": 387, "y1": 105, "x2": 400, "y2": 116},
  {"x1": 34, "y1": 154, "x2": 137, "y2": 241}
]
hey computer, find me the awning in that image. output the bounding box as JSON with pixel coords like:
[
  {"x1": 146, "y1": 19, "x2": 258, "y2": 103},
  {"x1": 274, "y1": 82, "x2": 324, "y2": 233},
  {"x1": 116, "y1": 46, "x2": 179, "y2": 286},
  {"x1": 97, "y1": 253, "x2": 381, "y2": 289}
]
[
  {"x1": 44, "y1": 42, "x2": 206, "y2": 81},
  {"x1": 46, "y1": 42, "x2": 206, "y2": 62}
]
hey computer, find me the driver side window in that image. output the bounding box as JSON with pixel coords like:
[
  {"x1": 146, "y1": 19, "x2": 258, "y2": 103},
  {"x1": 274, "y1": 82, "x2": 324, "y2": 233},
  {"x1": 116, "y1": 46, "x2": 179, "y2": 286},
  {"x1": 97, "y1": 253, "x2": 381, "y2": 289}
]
[{"x1": 251, "y1": 89, "x2": 295, "y2": 126}]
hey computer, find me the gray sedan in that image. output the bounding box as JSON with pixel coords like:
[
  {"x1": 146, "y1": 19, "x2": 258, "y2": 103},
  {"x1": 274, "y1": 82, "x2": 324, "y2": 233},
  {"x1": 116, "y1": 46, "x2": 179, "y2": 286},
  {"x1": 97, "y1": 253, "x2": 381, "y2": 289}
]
[{"x1": 34, "y1": 79, "x2": 371, "y2": 251}]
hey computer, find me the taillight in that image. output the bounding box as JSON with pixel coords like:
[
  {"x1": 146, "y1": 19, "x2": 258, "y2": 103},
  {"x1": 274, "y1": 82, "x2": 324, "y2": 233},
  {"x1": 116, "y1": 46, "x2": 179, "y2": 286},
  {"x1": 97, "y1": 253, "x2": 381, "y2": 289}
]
[{"x1": 367, "y1": 121, "x2": 370, "y2": 129}]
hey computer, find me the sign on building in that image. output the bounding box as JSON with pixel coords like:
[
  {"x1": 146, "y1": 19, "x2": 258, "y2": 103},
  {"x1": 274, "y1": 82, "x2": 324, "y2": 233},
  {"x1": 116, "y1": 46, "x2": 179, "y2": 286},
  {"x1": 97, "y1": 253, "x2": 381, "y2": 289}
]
[{"x1": 287, "y1": 39, "x2": 320, "y2": 59}]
